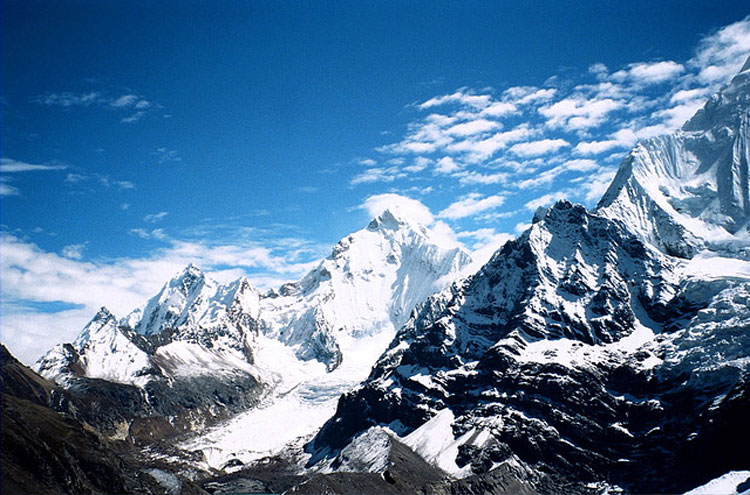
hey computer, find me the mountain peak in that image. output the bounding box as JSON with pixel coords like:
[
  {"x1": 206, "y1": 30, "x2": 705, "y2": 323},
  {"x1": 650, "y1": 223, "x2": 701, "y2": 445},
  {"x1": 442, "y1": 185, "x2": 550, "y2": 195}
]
[
  {"x1": 597, "y1": 58, "x2": 750, "y2": 257},
  {"x1": 367, "y1": 208, "x2": 417, "y2": 232},
  {"x1": 170, "y1": 263, "x2": 207, "y2": 293},
  {"x1": 73, "y1": 306, "x2": 118, "y2": 347},
  {"x1": 93, "y1": 306, "x2": 114, "y2": 321},
  {"x1": 740, "y1": 54, "x2": 750, "y2": 74}
]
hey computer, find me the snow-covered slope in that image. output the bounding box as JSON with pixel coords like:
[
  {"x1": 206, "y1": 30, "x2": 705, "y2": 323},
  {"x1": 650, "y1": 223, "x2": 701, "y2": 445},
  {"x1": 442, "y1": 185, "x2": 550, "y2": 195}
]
[
  {"x1": 260, "y1": 209, "x2": 471, "y2": 370},
  {"x1": 36, "y1": 307, "x2": 153, "y2": 386},
  {"x1": 598, "y1": 55, "x2": 750, "y2": 258}
]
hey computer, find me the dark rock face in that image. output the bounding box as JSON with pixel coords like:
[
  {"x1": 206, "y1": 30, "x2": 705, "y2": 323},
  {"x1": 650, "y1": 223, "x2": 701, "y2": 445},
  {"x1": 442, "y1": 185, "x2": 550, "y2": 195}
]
[
  {"x1": 288, "y1": 436, "x2": 450, "y2": 495},
  {"x1": 52, "y1": 371, "x2": 265, "y2": 444},
  {"x1": 308, "y1": 202, "x2": 750, "y2": 494},
  {"x1": 1, "y1": 344, "x2": 207, "y2": 495}
]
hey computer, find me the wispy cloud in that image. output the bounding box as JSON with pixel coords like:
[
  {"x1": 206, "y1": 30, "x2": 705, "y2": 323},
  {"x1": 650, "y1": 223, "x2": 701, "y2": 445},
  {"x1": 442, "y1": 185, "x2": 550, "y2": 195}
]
[
  {"x1": 438, "y1": 193, "x2": 506, "y2": 219},
  {"x1": 0, "y1": 158, "x2": 68, "y2": 197},
  {"x1": 143, "y1": 211, "x2": 169, "y2": 223},
  {"x1": 0, "y1": 179, "x2": 20, "y2": 196},
  {"x1": 0, "y1": 158, "x2": 67, "y2": 173},
  {"x1": 154, "y1": 147, "x2": 182, "y2": 163},
  {"x1": 509, "y1": 138, "x2": 570, "y2": 157},
  {"x1": 129, "y1": 228, "x2": 168, "y2": 240},
  {"x1": 33, "y1": 89, "x2": 157, "y2": 123},
  {"x1": 351, "y1": 166, "x2": 406, "y2": 185},
  {"x1": 64, "y1": 172, "x2": 136, "y2": 191},
  {"x1": 61, "y1": 243, "x2": 87, "y2": 260}
]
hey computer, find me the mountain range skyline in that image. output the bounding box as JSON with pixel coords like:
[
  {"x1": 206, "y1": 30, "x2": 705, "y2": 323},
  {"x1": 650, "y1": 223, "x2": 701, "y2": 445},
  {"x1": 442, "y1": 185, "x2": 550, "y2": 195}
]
[{"x1": 2, "y1": 5, "x2": 749, "y2": 363}]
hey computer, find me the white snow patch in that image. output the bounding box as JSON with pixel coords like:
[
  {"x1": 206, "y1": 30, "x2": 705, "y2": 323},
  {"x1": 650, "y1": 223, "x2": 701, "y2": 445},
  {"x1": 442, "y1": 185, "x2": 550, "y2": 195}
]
[
  {"x1": 401, "y1": 408, "x2": 477, "y2": 478},
  {"x1": 680, "y1": 251, "x2": 750, "y2": 280},
  {"x1": 683, "y1": 470, "x2": 750, "y2": 495},
  {"x1": 144, "y1": 468, "x2": 182, "y2": 495}
]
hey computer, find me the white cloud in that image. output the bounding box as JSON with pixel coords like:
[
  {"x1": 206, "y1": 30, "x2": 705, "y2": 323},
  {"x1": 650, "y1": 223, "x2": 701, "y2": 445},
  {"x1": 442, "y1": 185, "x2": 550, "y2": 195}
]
[
  {"x1": 360, "y1": 193, "x2": 435, "y2": 225},
  {"x1": 33, "y1": 90, "x2": 155, "y2": 123},
  {"x1": 446, "y1": 125, "x2": 537, "y2": 161},
  {"x1": 480, "y1": 101, "x2": 518, "y2": 117},
  {"x1": 574, "y1": 139, "x2": 622, "y2": 155},
  {"x1": 0, "y1": 158, "x2": 67, "y2": 173},
  {"x1": 438, "y1": 193, "x2": 506, "y2": 219},
  {"x1": 575, "y1": 166, "x2": 619, "y2": 203},
  {"x1": 33, "y1": 92, "x2": 102, "y2": 107},
  {"x1": 656, "y1": 99, "x2": 707, "y2": 130},
  {"x1": 455, "y1": 171, "x2": 508, "y2": 186},
  {"x1": 419, "y1": 90, "x2": 491, "y2": 110},
  {"x1": 539, "y1": 97, "x2": 623, "y2": 130},
  {"x1": 434, "y1": 156, "x2": 461, "y2": 174},
  {"x1": 514, "y1": 222, "x2": 531, "y2": 233},
  {"x1": 509, "y1": 138, "x2": 570, "y2": 157},
  {"x1": 154, "y1": 147, "x2": 182, "y2": 163},
  {"x1": 122, "y1": 111, "x2": 146, "y2": 123},
  {"x1": 359, "y1": 158, "x2": 377, "y2": 166},
  {"x1": 0, "y1": 181, "x2": 20, "y2": 196},
  {"x1": 61, "y1": 243, "x2": 87, "y2": 260},
  {"x1": 502, "y1": 86, "x2": 557, "y2": 105},
  {"x1": 351, "y1": 166, "x2": 405, "y2": 185},
  {"x1": 115, "y1": 180, "x2": 136, "y2": 190},
  {"x1": 670, "y1": 87, "x2": 710, "y2": 104},
  {"x1": 144, "y1": 211, "x2": 169, "y2": 223},
  {"x1": 111, "y1": 94, "x2": 139, "y2": 107},
  {"x1": 446, "y1": 118, "x2": 500, "y2": 136},
  {"x1": 130, "y1": 228, "x2": 168, "y2": 240},
  {"x1": 403, "y1": 157, "x2": 430, "y2": 173},
  {"x1": 517, "y1": 159, "x2": 598, "y2": 189},
  {"x1": 690, "y1": 17, "x2": 750, "y2": 84},
  {"x1": 626, "y1": 61, "x2": 685, "y2": 84}
]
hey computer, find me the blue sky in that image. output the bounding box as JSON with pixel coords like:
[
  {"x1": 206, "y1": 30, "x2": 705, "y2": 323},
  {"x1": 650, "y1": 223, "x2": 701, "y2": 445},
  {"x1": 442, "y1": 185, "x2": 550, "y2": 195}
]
[{"x1": 2, "y1": 1, "x2": 750, "y2": 363}]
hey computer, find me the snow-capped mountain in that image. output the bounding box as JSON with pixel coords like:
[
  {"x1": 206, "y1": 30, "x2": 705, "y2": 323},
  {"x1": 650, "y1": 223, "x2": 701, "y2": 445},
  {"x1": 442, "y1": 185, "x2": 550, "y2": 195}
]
[
  {"x1": 37, "y1": 266, "x2": 261, "y2": 388},
  {"x1": 261, "y1": 209, "x2": 471, "y2": 370},
  {"x1": 305, "y1": 60, "x2": 750, "y2": 494},
  {"x1": 598, "y1": 55, "x2": 750, "y2": 258},
  {"x1": 34, "y1": 210, "x2": 471, "y2": 447}
]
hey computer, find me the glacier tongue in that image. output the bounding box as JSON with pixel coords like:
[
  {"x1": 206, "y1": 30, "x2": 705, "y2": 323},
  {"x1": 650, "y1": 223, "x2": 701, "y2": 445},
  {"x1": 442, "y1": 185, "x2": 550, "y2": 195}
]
[{"x1": 598, "y1": 55, "x2": 750, "y2": 258}]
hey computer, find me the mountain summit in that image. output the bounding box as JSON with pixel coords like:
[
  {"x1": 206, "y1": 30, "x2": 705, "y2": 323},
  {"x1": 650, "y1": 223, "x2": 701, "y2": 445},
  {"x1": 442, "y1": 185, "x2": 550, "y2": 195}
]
[{"x1": 598, "y1": 55, "x2": 750, "y2": 257}]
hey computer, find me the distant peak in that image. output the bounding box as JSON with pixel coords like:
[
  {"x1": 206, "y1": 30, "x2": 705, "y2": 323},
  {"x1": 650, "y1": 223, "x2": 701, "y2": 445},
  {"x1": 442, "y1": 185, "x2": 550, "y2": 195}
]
[
  {"x1": 367, "y1": 208, "x2": 408, "y2": 230},
  {"x1": 183, "y1": 263, "x2": 202, "y2": 274},
  {"x1": 741, "y1": 54, "x2": 750, "y2": 74},
  {"x1": 168, "y1": 263, "x2": 206, "y2": 292},
  {"x1": 367, "y1": 207, "x2": 431, "y2": 234},
  {"x1": 93, "y1": 306, "x2": 115, "y2": 321},
  {"x1": 174, "y1": 263, "x2": 204, "y2": 281}
]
